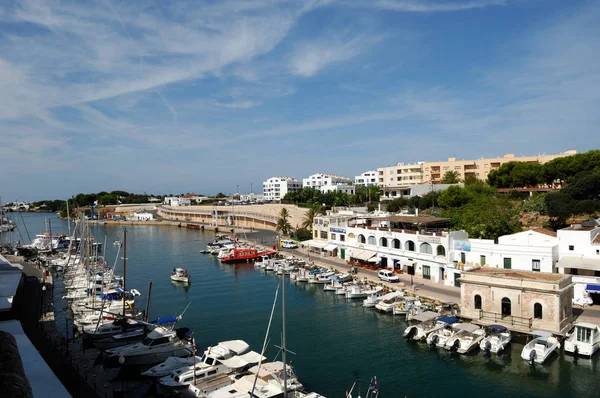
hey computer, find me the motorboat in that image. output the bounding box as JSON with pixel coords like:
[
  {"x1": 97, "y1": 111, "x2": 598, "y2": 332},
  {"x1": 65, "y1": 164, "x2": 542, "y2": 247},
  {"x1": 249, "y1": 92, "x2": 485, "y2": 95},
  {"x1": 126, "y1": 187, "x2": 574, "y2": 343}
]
[
  {"x1": 308, "y1": 271, "x2": 335, "y2": 284},
  {"x1": 324, "y1": 279, "x2": 344, "y2": 292},
  {"x1": 480, "y1": 325, "x2": 512, "y2": 354},
  {"x1": 392, "y1": 296, "x2": 418, "y2": 316},
  {"x1": 426, "y1": 321, "x2": 463, "y2": 348},
  {"x1": 403, "y1": 313, "x2": 456, "y2": 341},
  {"x1": 520, "y1": 331, "x2": 560, "y2": 364},
  {"x1": 105, "y1": 326, "x2": 194, "y2": 366},
  {"x1": 159, "y1": 346, "x2": 264, "y2": 389},
  {"x1": 81, "y1": 317, "x2": 147, "y2": 341},
  {"x1": 363, "y1": 290, "x2": 386, "y2": 308},
  {"x1": 406, "y1": 301, "x2": 434, "y2": 321},
  {"x1": 445, "y1": 324, "x2": 486, "y2": 354},
  {"x1": 564, "y1": 322, "x2": 600, "y2": 357},
  {"x1": 221, "y1": 247, "x2": 276, "y2": 264},
  {"x1": 346, "y1": 284, "x2": 383, "y2": 299},
  {"x1": 374, "y1": 291, "x2": 404, "y2": 313},
  {"x1": 141, "y1": 355, "x2": 202, "y2": 377},
  {"x1": 171, "y1": 268, "x2": 190, "y2": 283}
]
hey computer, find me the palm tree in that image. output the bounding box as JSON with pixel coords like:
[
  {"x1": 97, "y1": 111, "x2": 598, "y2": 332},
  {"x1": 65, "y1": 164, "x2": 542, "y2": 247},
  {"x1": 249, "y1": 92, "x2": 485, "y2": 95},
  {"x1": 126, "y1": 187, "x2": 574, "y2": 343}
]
[
  {"x1": 276, "y1": 207, "x2": 292, "y2": 236},
  {"x1": 441, "y1": 171, "x2": 461, "y2": 184},
  {"x1": 301, "y1": 206, "x2": 324, "y2": 230}
]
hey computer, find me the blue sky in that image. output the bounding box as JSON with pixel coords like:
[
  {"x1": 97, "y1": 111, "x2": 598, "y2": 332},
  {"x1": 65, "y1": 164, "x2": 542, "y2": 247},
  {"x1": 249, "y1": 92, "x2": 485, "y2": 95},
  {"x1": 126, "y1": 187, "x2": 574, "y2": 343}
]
[{"x1": 1, "y1": 0, "x2": 599, "y2": 201}]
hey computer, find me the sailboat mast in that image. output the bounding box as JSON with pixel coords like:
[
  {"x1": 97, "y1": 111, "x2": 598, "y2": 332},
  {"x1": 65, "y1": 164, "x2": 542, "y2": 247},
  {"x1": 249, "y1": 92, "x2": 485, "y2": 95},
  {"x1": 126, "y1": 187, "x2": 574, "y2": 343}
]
[
  {"x1": 66, "y1": 199, "x2": 71, "y2": 237},
  {"x1": 122, "y1": 228, "x2": 127, "y2": 317},
  {"x1": 282, "y1": 271, "x2": 288, "y2": 395}
]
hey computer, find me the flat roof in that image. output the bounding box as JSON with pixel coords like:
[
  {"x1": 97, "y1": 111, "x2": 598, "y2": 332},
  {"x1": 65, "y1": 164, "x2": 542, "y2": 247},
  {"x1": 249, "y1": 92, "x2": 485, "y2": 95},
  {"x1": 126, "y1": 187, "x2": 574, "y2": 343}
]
[
  {"x1": 375, "y1": 215, "x2": 451, "y2": 225},
  {"x1": 466, "y1": 267, "x2": 567, "y2": 282}
]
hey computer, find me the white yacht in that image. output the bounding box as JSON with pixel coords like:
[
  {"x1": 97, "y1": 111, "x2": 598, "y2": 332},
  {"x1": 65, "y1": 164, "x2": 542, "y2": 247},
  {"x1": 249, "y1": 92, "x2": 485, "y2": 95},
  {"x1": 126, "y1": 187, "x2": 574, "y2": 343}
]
[
  {"x1": 374, "y1": 291, "x2": 403, "y2": 313},
  {"x1": 520, "y1": 331, "x2": 560, "y2": 364},
  {"x1": 564, "y1": 322, "x2": 600, "y2": 357},
  {"x1": 171, "y1": 268, "x2": 190, "y2": 283},
  {"x1": 141, "y1": 355, "x2": 202, "y2": 377},
  {"x1": 479, "y1": 325, "x2": 511, "y2": 354},
  {"x1": 105, "y1": 326, "x2": 193, "y2": 366},
  {"x1": 346, "y1": 285, "x2": 383, "y2": 299},
  {"x1": 445, "y1": 324, "x2": 486, "y2": 353},
  {"x1": 404, "y1": 314, "x2": 457, "y2": 341},
  {"x1": 363, "y1": 290, "x2": 386, "y2": 308}
]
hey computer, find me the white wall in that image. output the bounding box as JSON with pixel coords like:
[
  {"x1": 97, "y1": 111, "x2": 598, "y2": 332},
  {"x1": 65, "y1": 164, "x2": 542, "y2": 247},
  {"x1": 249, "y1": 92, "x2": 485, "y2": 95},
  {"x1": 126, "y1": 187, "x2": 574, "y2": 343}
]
[{"x1": 558, "y1": 227, "x2": 600, "y2": 258}]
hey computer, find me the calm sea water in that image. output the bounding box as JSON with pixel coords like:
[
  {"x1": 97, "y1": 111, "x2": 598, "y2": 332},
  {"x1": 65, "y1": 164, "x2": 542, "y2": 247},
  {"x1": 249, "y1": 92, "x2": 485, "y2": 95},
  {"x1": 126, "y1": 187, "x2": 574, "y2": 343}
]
[{"x1": 6, "y1": 213, "x2": 600, "y2": 397}]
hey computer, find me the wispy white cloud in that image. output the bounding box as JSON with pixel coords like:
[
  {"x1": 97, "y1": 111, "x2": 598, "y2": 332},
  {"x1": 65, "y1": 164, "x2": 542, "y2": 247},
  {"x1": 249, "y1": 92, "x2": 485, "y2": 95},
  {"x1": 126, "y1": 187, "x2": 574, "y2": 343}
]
[
  {"x1": 214, "y1": 100, "x2": 264, "y2": 109},
  {"x1": 290, "y1": 33, "x2": 383, "y2": 77},
  {"x1": 373, "y1": 0, "x2": 507, "y2": 12}
]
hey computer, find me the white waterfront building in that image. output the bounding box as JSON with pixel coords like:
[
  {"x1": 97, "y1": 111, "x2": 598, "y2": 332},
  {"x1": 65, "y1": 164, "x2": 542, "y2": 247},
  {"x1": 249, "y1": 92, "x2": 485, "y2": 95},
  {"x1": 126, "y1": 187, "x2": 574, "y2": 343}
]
[
  {"x1": 556, "y1": 220, "x2": 600, "y2": 303},
  {"x1": 132, "y1": 211, "x2": 155, "y2": 221},
  {"x1": 307, "y1": 211, "x2": 566, "y2": 288},
  {"x1": 302, "y1": 173, "x2": 353, "y2": 191},
  {"x1": 354, "y1": 171, "x2": 378, "y2": 187},
  {"x1": 262, "y1": 177, "x2": 301, "y2": 201},
  {"x1": 320, "y1": 184, "x2": 355, "y2": 195}
]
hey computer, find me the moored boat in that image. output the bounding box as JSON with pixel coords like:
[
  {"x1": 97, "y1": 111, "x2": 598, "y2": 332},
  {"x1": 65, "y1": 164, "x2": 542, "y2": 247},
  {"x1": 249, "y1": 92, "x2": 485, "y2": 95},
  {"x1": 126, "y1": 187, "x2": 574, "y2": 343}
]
[
  {"x1": 520, "y1": 330, "x2": 560, "y2": 364},
  {"x1": 564, "y1": 322, "x2": 600, "y2": 357},
  {"x1": 171, "y1": 268, "x2": 190, "y2": 283}
]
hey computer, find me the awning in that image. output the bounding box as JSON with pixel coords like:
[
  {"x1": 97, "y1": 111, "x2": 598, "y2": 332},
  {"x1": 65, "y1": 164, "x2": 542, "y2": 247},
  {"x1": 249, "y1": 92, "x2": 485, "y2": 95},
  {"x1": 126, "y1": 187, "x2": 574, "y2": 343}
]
[
  {"x1": 349, "y1": 250, "x2": 364, "y2": 259},
  {"x1": 586, "y1": 284, "x2": 600, "y2": 294},
  {"x1": 368, "y1": 256, "x2": 379, "y2": 264},
  {"x1": 303, "y1": 240, "x2": 328, "y2": 249},
  {"x1": 355, "y1": 250, "x2": 377, "y2": 261},
  {"x1": 557, "y1": 256, "x2": 600, "y2": 271},
  {"x1": 400, "y1": 258, "x2": 416, "y2": 267},
  {"x1": 323, "y1": 244, "x2": 338, "y2": 251}
]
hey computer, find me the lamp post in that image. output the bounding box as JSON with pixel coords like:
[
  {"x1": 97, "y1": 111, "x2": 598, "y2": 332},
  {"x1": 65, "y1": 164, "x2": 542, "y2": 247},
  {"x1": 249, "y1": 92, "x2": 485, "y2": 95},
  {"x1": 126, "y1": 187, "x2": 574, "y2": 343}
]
[{"x1": 40, "y1": 284, "x2": 47, "y2": 319}]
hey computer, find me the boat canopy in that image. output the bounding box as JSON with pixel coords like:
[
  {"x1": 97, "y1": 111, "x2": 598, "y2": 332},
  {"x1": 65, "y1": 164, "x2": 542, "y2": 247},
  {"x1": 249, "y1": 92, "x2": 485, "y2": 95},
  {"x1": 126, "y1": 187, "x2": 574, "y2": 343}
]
[
  {"x1": 149, "y1": 316, "x2": 178, "y2": 324},
  {"x1": 218, "y1": 340, "x2": 250, "y2": 355},
  {"x1": 412, "y1": 311, "x2": 438, "y2": 322},
  {"x1": 220, "y1": 351, "x2": 265, "y2": 369},
  {"x1": 586, "y1": 284, "x2": 600, "y2": 293},
  {"x1": 489, "y1": 325, "x2": 508, "y2": 332},
  {"x1": 531, "y1": 330, "x2": 553, "y2": 337},
  {"x1": 453, "y1": 323, "x2": 480, "y2": 332},
  {"x1": 437, "y1": 316, "x2": 459, "y2": 324}
]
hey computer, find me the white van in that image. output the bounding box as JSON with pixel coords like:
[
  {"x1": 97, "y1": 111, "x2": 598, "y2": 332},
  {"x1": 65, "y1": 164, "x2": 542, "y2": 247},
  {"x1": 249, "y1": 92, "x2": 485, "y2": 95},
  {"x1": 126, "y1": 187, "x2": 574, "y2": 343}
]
[
  {"x1": 378, "y1": 269, "x2": 400, "y2": 283},
  {"x1": 280, "y1": 239, "x2": 298, "y2": 249}
]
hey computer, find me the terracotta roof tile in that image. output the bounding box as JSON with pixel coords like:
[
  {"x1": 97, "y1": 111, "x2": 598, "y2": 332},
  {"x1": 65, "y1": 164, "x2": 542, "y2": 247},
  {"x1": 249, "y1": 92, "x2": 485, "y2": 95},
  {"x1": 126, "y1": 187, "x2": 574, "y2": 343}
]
[
  {"x1": 593, "y1": 233, "x2": 600, "y2": 245},
  {"x1": 468, "y1": 267, "x2": 566, "y2": 281},
  {"x1": 529, "y1": 227, "x2": 557, "y2": 238}
]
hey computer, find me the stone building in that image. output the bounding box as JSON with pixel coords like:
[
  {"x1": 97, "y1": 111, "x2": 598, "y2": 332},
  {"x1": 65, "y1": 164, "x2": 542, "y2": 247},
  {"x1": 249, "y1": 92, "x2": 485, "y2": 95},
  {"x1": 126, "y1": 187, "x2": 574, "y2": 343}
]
[{"x1": 460, "y1": 267, "x2": 573, "y2": 334}]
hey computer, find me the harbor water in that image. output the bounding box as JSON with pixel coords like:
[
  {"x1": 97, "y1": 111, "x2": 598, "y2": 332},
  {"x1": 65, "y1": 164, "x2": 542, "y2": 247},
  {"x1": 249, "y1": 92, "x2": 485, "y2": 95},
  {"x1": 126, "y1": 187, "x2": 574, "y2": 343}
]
[{"x1": 6, "y1": 213, "x2": 600, "y2": 397}]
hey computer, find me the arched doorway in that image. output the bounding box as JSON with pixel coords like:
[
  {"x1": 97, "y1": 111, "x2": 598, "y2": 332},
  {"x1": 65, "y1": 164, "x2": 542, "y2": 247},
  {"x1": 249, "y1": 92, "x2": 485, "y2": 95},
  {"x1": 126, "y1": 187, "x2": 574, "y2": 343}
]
[
  {"x1": 501, "y1": 297, "x2": 511, "y2": 317},
  {"x1": 474, "y1": 295, "x2": 482, "y2": 310},
  {"x1": 534, "y1": 303, "x2": 543, "y2": 319}
]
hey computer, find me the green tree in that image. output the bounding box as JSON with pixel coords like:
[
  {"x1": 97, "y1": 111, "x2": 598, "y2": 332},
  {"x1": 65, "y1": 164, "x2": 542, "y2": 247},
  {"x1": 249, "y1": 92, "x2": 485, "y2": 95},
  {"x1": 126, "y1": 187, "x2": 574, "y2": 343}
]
[
  {"x1": 440, "y1": 170, "x2": 461, "y2": 184},
  {"x1": 301, "y1": 206, "x2": 324, "y2": 230},
  {"x1": 276, "y1": 208, "x2": 292, "y2": 236},
  {"x1": 98, "y1": 194, "x2": 119, "y2": 206},
  {"x1": 438, "y1": 186, "x2": 475, "y2": 209}
]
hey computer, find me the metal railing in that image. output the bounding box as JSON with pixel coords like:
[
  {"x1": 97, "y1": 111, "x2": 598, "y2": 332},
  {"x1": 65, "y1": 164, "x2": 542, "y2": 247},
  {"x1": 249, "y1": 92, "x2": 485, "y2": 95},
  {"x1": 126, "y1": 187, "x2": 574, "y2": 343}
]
[{"x1": 478, "y1": 310, "x2": 532, "y2": 328}]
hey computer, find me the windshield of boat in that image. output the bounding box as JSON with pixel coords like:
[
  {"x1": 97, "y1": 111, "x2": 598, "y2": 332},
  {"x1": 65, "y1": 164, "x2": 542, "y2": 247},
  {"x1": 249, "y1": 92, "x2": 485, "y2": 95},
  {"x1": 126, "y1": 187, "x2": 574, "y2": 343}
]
[{"x1": 142, "y1": 336, "x2": 170, "y2": 346}]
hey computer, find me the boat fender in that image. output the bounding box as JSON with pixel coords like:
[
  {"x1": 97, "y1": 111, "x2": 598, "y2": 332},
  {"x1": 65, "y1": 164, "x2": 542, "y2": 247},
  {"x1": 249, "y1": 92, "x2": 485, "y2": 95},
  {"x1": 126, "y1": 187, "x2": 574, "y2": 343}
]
[
  {"x1": 430, "y1": 335, "x2": 438, "y2": 346},
  {"x1": 452, "y1": 339, "x2": 460, "y2": 351},
  {"x1": 574, "y1": 345, "x2": 579, "y2": 356},
  {"x1": 118, "y1": 355, "x2": 125, "y2": 365},
  {"x1": 484, "y1": 340, "x2": 492, "y2": 352}
]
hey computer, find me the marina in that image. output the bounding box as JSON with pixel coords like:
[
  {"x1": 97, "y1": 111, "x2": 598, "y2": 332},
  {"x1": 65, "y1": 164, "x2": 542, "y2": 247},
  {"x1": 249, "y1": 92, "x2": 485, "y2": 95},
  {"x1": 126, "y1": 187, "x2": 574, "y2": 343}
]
[{"x1": 3, "y1": 213, "x2": 600, "y2": 397}]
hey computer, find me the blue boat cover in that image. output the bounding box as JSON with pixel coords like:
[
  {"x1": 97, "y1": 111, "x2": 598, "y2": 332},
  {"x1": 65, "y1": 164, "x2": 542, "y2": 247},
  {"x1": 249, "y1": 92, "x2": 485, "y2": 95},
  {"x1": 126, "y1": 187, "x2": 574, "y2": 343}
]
[
  {"x1": 489, "y1": 325, "x2": 508, "y2": 332},
  {"x1": 150, "y1": 316, "x2": 178, "y2": 324},
  {"x1": 586, "y1": 284, "x2": 600, "y2": 293},
  {"x1": 437, "y1": 316, "x2": 458, "y2": 324}
]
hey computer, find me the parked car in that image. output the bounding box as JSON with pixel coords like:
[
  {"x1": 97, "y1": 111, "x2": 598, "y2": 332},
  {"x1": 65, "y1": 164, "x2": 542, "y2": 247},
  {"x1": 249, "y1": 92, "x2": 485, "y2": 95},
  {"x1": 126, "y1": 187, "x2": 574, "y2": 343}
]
[{"x1": 378, "y1": 269, "x2": 400, "y2": 283}]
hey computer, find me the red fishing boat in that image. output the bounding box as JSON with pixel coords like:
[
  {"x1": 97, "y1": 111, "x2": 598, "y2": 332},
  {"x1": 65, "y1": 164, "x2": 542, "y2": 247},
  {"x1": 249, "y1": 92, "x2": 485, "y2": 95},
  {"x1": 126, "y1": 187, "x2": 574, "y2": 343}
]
[{"x1": 221, "y1": 247, "x2": 276, "y2": 264}]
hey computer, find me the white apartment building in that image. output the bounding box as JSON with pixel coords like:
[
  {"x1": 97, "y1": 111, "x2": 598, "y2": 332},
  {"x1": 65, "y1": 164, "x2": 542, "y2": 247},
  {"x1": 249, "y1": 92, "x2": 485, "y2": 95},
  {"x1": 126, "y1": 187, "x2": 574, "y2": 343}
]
[
  {"x1": 262, "y1": 177, "x2": 301, "y2": 201},
  {"x1": 354, "y1": 171, "x2": 378, "y2": 187},
  {"x1": 376, "y1": 163, "x2": 424, "y2": 187},
  {"x1": 380, "y1": 182, "x2": 461, "y2": 201},
  {"x1": 163, "y1": 197, "x2": 191, "y2": 206},
  {"x1": 302, "y1": 173, "x2": 352, "y2": 191},
  {"x1": 556, "y1": 220, "x2": 600, "y2": 303},
  {"x1": 320, "y1": 184, "x2": 355, "y2": 195}
]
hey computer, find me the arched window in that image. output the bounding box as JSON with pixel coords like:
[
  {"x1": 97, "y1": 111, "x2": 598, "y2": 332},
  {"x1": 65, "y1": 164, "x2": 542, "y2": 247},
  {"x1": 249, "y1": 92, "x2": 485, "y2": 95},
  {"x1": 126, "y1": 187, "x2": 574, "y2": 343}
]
[
  {"x1": 474, "y1": 295, "x2": 482, "y2": 310},
  {"x1": 534, "y1": 303, "x2": 543, "y2": 319},
  {"x1": 392, "y1": 239, "x2": 401, "y2": 249},
  {"x1": 367, "y1": 236, "x2": 376, "y2": 245},
  {"x1": 436, "y1": 245, "x2": 446, "y2": 257},
  {"x1": 379, "y1": 237, "x2": 388, "y2": 247},
  {"x1": 420, "y1": 242, "x2": 432, "y2": 254},
  {"x1": 501, "y1": 297, "x2": 511, "y2": 317},
  {"x1": 406, "y1": 240, "x2": 415, "y2": 251},
  {"x1": 358, "y1": 234, "x2": 366, "y2": 244}
]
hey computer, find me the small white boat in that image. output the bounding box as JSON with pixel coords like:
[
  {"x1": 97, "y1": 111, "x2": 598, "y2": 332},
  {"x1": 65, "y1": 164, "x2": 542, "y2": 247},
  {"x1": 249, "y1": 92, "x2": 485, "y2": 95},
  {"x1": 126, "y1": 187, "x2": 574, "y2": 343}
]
[
  {"x1": 375, "y1": 291, "x2": 403, "y2": 313},
  {"x1": 171, "y1": 268, "x2": 190, "y2": 283},
  {"x1": 363, "y1": 289, "x2": 386, "y2": 308},
  {"x1": 480, "y1": 325, "x2": 511, "y2": 354},
  {"x1": 564, "y1": 322, "x2": 600, "y2": 357},
  {"x1": 521, "y1": 330, "x2": 560, "y2": 364},
  {"x1": 445, "y1": 324, "x2": 486, "y2": 353},
  {"x1": 404, "y1": 314, "x2": 457, "y2": 341},
  {"x1": 346, "y1": 285, "x2": 383, "y2": 299},
  {"x1": 113, "y1": 240, "x2": 122, "y2": 247},
  {"x1": 308, "y1": 271, "x2": 335, "y2": 284},
  {"x1": 141, "y1": 355, "x2": 201, "y2": 377},
  {"x1": 324, "y1": 279, "x2": 344, "y2": 292},
  {"x1": 392, "y1": 296, "x2": 418, "y2": 316}
]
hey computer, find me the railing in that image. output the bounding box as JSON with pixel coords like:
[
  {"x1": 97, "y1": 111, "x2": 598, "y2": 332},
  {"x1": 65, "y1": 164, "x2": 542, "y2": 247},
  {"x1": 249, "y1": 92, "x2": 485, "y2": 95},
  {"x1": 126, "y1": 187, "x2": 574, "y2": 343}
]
[{"x1": 478, "y1": 310, "x2": 532, "y2": 329}]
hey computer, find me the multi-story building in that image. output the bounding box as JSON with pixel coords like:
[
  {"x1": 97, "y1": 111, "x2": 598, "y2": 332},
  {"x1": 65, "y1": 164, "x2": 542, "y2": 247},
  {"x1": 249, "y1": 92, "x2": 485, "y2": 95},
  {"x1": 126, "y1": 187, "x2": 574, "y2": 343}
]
[
  {"x1": 262, "y1": 177, "x2": 301, "y2": 201},
  {"x1": 320, "y1": 184, "x2": 355, "y2": 195},
  {"x1": 376, "y1": 163, "x2": 424, "y2": 187},
  {"x1": 302, "y1": 173, "x2": 352, "y2": 190},
  {"x1": 556, "y1": 219, "x2": 600, "y2": 303},
  {"x1": 422, "y1": 150, "x2": 576, "y2": 184},
  {"x1": 354, "y1": 171, "x2": 378, "y2": 187}
]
